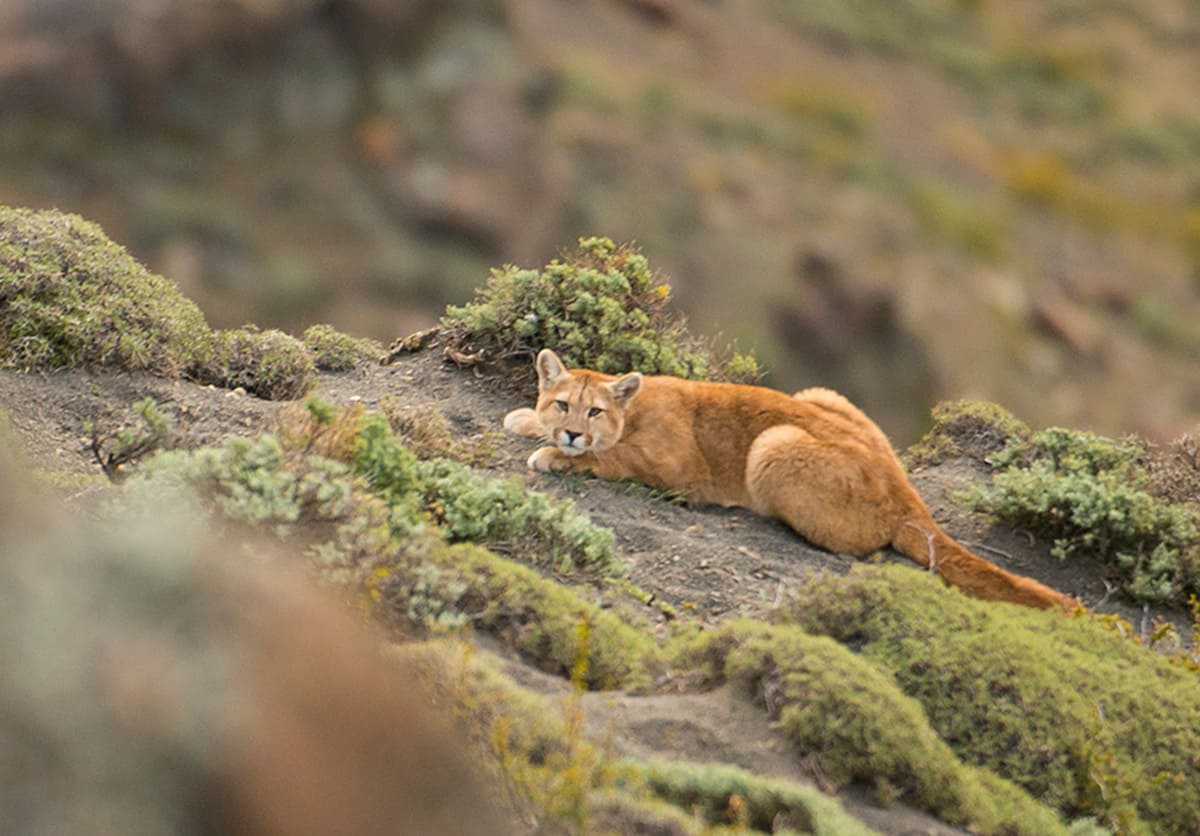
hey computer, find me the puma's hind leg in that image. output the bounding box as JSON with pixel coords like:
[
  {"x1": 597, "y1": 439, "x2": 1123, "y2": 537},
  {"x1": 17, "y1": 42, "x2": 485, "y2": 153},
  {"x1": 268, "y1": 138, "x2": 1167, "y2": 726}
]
[{"x1": 745, "y1": 424, "x2": 900, "y2": 556}]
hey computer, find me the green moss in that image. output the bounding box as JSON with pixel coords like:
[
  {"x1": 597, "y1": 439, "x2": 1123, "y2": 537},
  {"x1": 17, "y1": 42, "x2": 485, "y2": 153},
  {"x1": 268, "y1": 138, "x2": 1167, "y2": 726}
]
[
  {"x1": 906, "y1": 399, "x2": 1032, "y2": 468},
  {"x1": 679, "y1": 620, "x2": 1068, "y2": 835},
  {"x1": 441, "y1": 236, "x2": 759, "y2": 384},
  {"x1": 0, "y1": 205, "x2": 212, "y2": 375},
  {"x1": 973, "y1": 426, "x2": 1200, "y2": 602},
  {"x1": 375, "y1": 543, "x2": 656, "y2": 690},
  {"x1": 782, "y1": 564, "x2": 1200, "y2": 833},
  {"x1": 301, "y1": 324, "x2": 382, "y2": 372}
]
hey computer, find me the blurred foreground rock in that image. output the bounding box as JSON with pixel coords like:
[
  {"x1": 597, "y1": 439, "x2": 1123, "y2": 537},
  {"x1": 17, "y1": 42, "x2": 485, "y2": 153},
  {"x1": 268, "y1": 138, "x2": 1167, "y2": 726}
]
[{"x1": 0, "y1": 448, "x2": 507, "y2": 836}]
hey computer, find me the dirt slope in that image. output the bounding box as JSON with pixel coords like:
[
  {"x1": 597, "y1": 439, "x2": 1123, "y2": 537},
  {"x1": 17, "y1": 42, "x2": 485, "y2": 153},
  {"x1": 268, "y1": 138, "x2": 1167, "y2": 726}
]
[{"x1": 0, "y1": 347, "x2": 1189, "y2": 833}]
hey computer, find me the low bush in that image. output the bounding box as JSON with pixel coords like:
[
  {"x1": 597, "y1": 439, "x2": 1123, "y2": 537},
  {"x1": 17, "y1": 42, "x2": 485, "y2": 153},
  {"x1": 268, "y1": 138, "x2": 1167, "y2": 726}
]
[
  {"x1": 0, "y1": 205, "x2": 319, "y2": 400},
  {"x1": 974, "y1": 426, "x2": 1200, "y2": 602},
  {"x1": 617, "y1": 759, "x2": 875, "y2": 835},
  {"x1": 302, "y1": 324, "x2": 382, "y2": 372},
  {"x1": 192, "y1": 326, "x2": 316, "y2": 400},
  {"x1": 381, "y1": 400, "x2": 502, "y2": 466},
  {"x1": 782, "y1": 564, "x2": 1200, "y2": 834},
  {"x1": 0, "y1": 206, "x2": 211, "y2": 375},
  {"x1": 441, "y1": 236, "x2": 759, "y2": 384}
]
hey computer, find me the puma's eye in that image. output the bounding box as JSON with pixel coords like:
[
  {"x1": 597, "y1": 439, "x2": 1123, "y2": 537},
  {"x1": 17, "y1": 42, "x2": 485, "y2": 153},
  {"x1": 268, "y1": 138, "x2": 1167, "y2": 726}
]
[
  {"x1": 555, "y1": 400, "x2": 569, "y2": 413},
  {"x1": 587, "y1": 406, "x2": 603, "y2": 418}
]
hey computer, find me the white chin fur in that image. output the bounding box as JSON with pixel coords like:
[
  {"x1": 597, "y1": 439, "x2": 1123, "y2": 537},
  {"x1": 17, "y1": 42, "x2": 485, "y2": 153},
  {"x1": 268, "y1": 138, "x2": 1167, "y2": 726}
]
[{"x1": 558, "y1": 445, "x2": 587, "y2": 456}]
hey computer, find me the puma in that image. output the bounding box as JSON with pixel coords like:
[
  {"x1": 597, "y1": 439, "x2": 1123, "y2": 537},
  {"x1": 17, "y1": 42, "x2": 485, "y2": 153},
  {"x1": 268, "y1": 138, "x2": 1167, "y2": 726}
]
[{"x1": 505, "y1": 349, "x2": 1076, "y2": 612}]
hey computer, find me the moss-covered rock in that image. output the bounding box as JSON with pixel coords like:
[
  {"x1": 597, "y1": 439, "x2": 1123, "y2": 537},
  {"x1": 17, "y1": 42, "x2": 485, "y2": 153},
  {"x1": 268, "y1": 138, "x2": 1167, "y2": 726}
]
[
  {"x1": 0, "y1": 205, "x2": 212, "y2": 375},
  {"x1": 782, "y1": 564, "x2": 1200, "y2": 834},
  {"x1": 441, "y1": 236, "x2": 759, "y2": 384}
]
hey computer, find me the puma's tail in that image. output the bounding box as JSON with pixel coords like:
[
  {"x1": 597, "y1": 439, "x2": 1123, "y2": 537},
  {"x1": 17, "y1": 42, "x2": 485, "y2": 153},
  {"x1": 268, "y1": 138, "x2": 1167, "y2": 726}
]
[{"x1": 892, "y1": 516, "x2": 1077, "y2": 612}]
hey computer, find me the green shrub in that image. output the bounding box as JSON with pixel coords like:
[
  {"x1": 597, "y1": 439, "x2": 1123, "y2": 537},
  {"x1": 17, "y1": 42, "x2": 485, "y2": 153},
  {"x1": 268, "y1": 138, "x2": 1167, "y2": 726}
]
[
  {"x1": 302, "y1": 324, "x2": 382, "y2": 371},
  {"x1": 973, "y1": 427, "x2": 1200, "y2": 602},
  {"x1": 441, "y1": 236, "x2": 759, "y2": 383},
  {"x1": 679, "y1": 620, "x2": 1069, "y2": 835},
  {"x1": 191, "y1": 326, "x2": 316, "y2": 400},
  {"x1": 416, "y1": 458, "x2": 619, "y2": 577},
  {"x1": 782, "y1": 564, "x2": 1200, "y2": 833},
  {"x1": 0, "y1": 205, "x2": 212, "y2": 374},
  {"x1": 373, "y1": 544, "x2": 656, "y2": 690}
]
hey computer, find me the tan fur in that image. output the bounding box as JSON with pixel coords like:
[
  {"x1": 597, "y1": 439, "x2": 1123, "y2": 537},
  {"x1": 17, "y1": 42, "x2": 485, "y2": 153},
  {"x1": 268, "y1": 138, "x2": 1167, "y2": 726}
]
[{"x1": 505, "y1": 349, "x2": 1077, "y2": 612}]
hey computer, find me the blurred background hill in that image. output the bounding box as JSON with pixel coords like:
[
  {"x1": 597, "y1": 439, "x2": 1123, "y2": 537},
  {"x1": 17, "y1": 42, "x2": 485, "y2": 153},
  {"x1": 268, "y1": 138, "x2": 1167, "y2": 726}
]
[{"x1": 3, "y1": 0, "x2": 1200, "y2": 442}]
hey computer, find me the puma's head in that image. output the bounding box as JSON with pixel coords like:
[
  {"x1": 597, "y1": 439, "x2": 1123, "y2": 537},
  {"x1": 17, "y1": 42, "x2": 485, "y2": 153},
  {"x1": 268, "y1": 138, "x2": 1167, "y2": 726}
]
[{"x1": 532, "y1": 349, "x2": 642, "y2": 456}]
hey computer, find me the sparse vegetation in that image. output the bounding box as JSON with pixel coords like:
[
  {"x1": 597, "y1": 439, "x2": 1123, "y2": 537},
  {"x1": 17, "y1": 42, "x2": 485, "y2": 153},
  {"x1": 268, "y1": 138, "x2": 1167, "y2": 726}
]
[
  {"x1": 441, "y1": 236, "x2": 759, "y2": 384},
  {"x1": 400, "y1": 638, "x2": 873, "y2": 835},
  {"x1": 381, "y1": 400, "x2": 502, "y2": 466},
  {"x1": 127, "y1": 400, "x2": 646, "y2": 686}
]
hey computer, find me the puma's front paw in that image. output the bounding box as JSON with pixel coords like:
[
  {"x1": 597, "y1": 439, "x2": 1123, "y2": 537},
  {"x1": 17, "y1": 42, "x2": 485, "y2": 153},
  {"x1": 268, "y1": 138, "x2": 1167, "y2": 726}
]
[
  {"x1": 504, "y1": 407, "x2": 542, "y2": 437},
  {"x1": 527, "y1": 446, "x2": 566, "y2": 472}
]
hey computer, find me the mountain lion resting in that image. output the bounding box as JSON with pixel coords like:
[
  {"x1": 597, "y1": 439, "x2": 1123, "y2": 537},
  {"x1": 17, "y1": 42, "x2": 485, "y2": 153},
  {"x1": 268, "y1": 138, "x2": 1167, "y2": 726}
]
[{"x1": 505, "y1": 349, "x2": 1075, "y2": 612}]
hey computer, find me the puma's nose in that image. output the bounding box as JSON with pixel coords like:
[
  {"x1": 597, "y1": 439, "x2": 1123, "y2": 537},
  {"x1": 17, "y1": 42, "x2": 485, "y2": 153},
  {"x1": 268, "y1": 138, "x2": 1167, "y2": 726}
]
[{"x1": 564, "y1": 430, "x2": 582, "y2": 444}]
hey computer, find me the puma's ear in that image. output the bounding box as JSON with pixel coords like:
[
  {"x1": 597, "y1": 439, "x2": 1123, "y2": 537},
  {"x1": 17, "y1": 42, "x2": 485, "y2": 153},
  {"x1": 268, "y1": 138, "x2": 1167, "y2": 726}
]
[
  {"x1": 607, "y1": 372, "x2": 642, "y2": 407},
  {"x1": 536, "y1": 349, "x2": 568, "y2": 391}
]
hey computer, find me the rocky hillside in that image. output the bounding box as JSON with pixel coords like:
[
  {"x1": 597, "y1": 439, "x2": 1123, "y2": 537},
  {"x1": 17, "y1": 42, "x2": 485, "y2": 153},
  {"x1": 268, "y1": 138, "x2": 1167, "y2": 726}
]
[
  {"x1": 4, "y1": 0, "x2": 1200, "y2": 442},
  {"x1": 3, "y1": 208, "x2": 1200, "y2": 835}
]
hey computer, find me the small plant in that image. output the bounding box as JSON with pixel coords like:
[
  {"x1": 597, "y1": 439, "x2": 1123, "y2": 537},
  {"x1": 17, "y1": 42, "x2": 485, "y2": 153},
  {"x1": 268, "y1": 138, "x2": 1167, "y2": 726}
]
[
  {"x1": 192, "y1": 325, "x2": 316, "y2": 400},
  {"x1": 302, "y1": 324, "x2": 382, "y2": 372},
  {"x1": 441, "y1": 236, "x2": 759, "y2": 384},
  {"x1": 88, "y1": 396, "x2": 175, "y2": 482}
]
